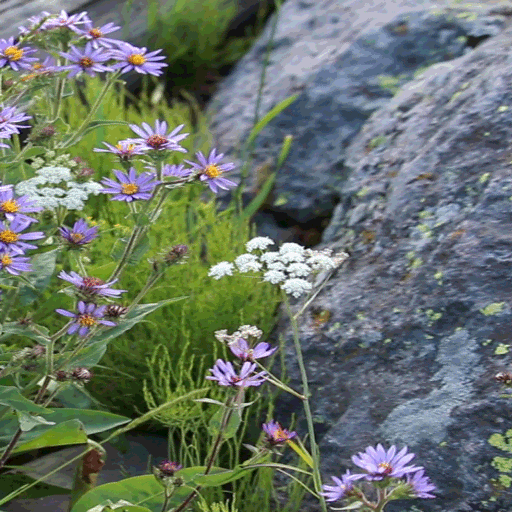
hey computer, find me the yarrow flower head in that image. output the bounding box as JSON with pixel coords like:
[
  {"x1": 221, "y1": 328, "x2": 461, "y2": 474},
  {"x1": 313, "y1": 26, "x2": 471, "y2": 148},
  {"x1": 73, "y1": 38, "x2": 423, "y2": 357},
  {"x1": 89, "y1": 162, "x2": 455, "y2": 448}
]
[
  {"x1": 234, "y1": 253, "x2": 262, "y2": 273},
  {"x1": 208, "y1": 261, "x2": 234, "y2": 280},
  {"x1": 185, "y1": 148, "x2": 236, "y2": 194},
  {"x1": 262, "y1": 420, "x2": 297, "y2": 445},
  {"x1": 0, "y1": 250, "x2": 32, "y2": 275},
  {"x1": 246, "y1": 236, "x2": 275, "y2": 252},
  {"x1": 0, "y1": 37, "x2": 38, "y2": 71},
  {"x1": 206, "y1": 359, "x2": 267, "y2": 388},
  {"x1": 321, "y1": 471, "x2": 362, "y2": 502},
  {"x1": 351, "y1": 444, "x2": 422, "y2": 481},
  {"x1": 100, "y1": 168, "x2": 159, "y2": 202},
  {"x1": 59, "y1": 218, "x2": 98, "y2": 246},
  {"x1": 406, "y1": 469, "x2": 436, "y2": 498},
  {"x1": 110, "y1": 42, "x2": 168, "y2": 76},
  {"x1": 0, "y1": 186, "x2": 42, "y2": 225},
  {"x1": 58, "y1": 270, "x2": 127, "y2": 298},
  {"x1": 124, "y1": 121, "x2": 188, "y2": 152},
  {"x1": 0, "y1": 217, "x2": 44, "y2": 255},
  {"x1": 55, "y1": 301, "x2": 116, "y2": 337},
  {"x1": 60, "y1": 43, "x2": 113, "y2": 78},
  {"x1": 229, "y1": 338, "x2": 277, "y2": 362},
  {"x1": 93, "y1": 141, "x2": 147, "y2": 161}
]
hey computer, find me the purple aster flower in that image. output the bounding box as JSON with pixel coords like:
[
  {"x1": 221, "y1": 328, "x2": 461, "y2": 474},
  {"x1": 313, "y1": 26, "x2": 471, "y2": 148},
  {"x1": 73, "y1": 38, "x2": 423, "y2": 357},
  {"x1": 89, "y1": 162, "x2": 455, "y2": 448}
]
[
  {"x1": 18, "y1": 11, "x2": 52, "y2": 35},
  {"x1": 0, "y1": 250, "x2": 32, "y2": 275},
  {"x1": 406, "y1": 469, "x2": 436, "y2": 499},
  {"x1": 206, "y1": 359, "x2": 267, "y2": 388},
  {"x1": 184, "y1": 148, "x2": 236, "y2": 194},
  {"x1": 156, "y1": 460, "x2": 183, "y2": 477},
  {"x1": 60, "y1": 43, "x2": 113, "y2": 78},
  {"x1": 229, "y1": 338, "x2": 277, "y2": 362},
  {"x1": 351, "y1": 444, "x2": 422, "y2": 481},
  {"x1": 124, "y1": 120, "x2": 188, "y2": 152},
  {"x1": 29, "y1": 56, "x2": 57, "y2": 74},
  {"x1": 0, "y1": 186, "x2": 42, "y2": 224},
  {"x1": 321, "y1": 471, "x2": 362, "y2": 502},
  {"x1": 93, "y1": 141, "x2": 147, "y2": 161},
  {"x1": 110, "y1": 42, "x2": 168, "y2": 76},
  {"x1": 59, "y1": 218, "x2": 98, "y2": 246},
  {"x1": 0, "y1": 217, "x2": 44, "y2": 255},
  {"x1": 55, "y1": 301, "x2": 116, "y2": 337},
  {"x1": 262, "y1": 420, "x2": 297, "y2": 445},
  {"x1": 77, "y1": 21, "x2": 122, "y2": 48},
  {"x1": 41, "y1": 10, "x2": 92, "y2": 34},
  {"x1": 162, "y1": 164, "x2": 193, "y2": 178},
  {"x1": 58, "y1": 270, "x2": 127, "y2": 298},
  {"x1": 100, "y1": 167, "x2": 160, "y2": 202},
  {"x1": 0, "y1": 37, "x2": 38, "y2": 71},
  {"x1": 0, "y1": 105, "x2": 32, "y2": 135}
]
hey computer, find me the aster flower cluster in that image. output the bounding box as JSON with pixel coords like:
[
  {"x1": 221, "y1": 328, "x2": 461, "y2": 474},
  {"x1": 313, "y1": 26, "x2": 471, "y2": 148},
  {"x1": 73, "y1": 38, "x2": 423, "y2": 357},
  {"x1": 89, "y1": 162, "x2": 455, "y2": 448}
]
[
  {"x1": 0, "y1": 184, "x2": 44, "y2": 276},
  {"x1": 321, "y1": 444, "x2": 436, "y2": 506},
  {"x1": 208, "y1": 237, "x2": 348, "y2": 298}
]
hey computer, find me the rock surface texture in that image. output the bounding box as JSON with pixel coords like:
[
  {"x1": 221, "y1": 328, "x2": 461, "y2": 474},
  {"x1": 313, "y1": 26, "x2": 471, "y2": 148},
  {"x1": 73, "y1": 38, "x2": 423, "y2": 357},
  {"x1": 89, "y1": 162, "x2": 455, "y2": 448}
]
[
  {"x1": 274, "y1": 16, "x2": 512, "y2": 512},
  {"x1": 208, "y1": 0, "x2": 512, "y2": 240}
]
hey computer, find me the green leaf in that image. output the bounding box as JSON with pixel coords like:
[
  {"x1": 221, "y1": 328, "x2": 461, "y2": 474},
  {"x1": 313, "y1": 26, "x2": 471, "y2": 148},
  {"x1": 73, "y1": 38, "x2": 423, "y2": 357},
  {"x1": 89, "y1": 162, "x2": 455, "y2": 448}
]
[
  {"x1": 239, "y1": 172, "x2": 276, "y2": 223},
  {"x1": 0, "y1": 323, "x2": 50, "y2": 344},
  {"x1": 69, "y1": 298, "x2": 187, "y2": 368},
  {"x1": 207, "y1": 408, "x2": 241, "y2": 440},
  {"x1": 245, "y1": 94, "x2": 298, "y2": 148},
  {"x1": 18, "y1": 249, "x2": 60, "y2": 305},
  {"x1": 110, "y1": 234, "x2": 151, "y2": 266},
  {"x1": 194, "y1": 466, "x2": 248, "y2": 486},
  {"x1": 0, "y1": 386, "x2": 48, "y2": 414},
  {"x1": 0, "y1": 473, "x2": 69, "y2": 500},
  {"x1": 16, "y1": 411, "x2": 55, "y2": 432},
  {"x1": 79, "y1": 120, "x2": 129, "y2": 138}
]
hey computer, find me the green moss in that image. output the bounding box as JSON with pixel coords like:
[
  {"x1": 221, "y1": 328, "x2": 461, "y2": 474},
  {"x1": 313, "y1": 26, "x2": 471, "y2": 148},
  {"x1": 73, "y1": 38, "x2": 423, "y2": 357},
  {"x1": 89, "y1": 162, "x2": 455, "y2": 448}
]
[
  {"x1": 356, "y1": 186, "x2": 369, "y2": 198},
  {"x1": 480, "y1": 302, "x2": 506, "y2": 316},
  {"x1": 479, "y1": 172, "x2": 491, "y2": 184},
  {"x1": 410, "y1": 257, "x2": 423, "y2": 269},
  {"x1": 377, "y1": 74, "x2": 404, "y2": 95},
  {"x1": 495, "y1": 343, "x2": 510, "y2": 355},
  {"x1": 498, "y1": 105, "x2": 510, "y2": 113},
  {"x1": 367, "y1": 135, "x2": 387, "y2": 151}
]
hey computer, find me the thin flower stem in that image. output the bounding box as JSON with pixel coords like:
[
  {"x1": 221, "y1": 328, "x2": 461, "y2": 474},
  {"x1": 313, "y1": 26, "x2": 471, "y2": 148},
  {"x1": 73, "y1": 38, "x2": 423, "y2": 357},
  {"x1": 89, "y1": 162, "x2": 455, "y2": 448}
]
[
  {"x1": 293, "y1": 269, "x2": 336, "y2": 321},
  {"x1": 283, "y1": 292, "x2": 328, "y2": 512},
  {"x1": 255, "y1": 361, "x2": 306, "y2": 400}
]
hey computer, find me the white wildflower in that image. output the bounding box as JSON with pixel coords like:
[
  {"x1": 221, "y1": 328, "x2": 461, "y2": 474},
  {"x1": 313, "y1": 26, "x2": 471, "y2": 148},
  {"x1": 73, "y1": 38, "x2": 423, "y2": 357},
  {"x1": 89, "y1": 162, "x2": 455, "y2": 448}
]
[
  {"x1": 287, "y1": 262, "x2": 312, "y2": 277},
  {"x1": 234, "y1": 253, "x2": 262, "y2": 273},
  {"x1": 266, "y1": 260, "x2": 286, "y2": 271},
  {"x1": 279, "y1": 243, "x2": 305, "y2": 255},
  {"x1": 214, "y1": 329, "x2": 230, "y2": 343},
  {"x1": 263, "y1": 269, "x2": 286, "y2": 284},
  {"x1": 208, "y1": 261, "x2": 235, "y2": 280},
  {"x1": 279, "y1": 251, "x2": 305, "y2": 264},
  {"x1": 260, "y1": 251, "x2": 281, "y2": 264},
  {"x1": 280, "y1": 278, "x2": 312, "y2": 298},
  {"x1": 237, "y1": 325, "x2": 263, "y2": 339},
  {"x1": 306, "y1": 252, "x2": 337, "y2": 272},
  {"x1": 246, "y1": 236, "x2": 275, "y2": 252}
]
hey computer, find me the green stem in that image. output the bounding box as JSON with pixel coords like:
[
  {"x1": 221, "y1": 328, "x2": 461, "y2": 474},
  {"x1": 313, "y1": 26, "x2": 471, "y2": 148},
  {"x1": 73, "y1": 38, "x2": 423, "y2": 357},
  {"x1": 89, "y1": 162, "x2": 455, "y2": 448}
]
[
  {"x1": 0, "y1": 285, "x2": 19, "y2": 325},
  {"x1": 283, "y1": 292, "x2": 327, "y2": 512}
]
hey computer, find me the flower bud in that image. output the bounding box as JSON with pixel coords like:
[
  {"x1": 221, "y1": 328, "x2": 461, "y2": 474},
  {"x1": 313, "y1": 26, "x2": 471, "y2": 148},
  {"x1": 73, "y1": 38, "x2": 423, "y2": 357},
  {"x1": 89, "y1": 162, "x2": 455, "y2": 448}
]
[
  {"x1": 164, "y1": 244, "x2": 189, "y2": 265},
  {"x1": 105, "y1": 305, "x2": 128, "y2": 318},
  {"x1": 55, "y1": 370, "x2": 69, "y2": 381},
  {"x1": 72, "y1": 367, "x2": 93, "y2": 383}
]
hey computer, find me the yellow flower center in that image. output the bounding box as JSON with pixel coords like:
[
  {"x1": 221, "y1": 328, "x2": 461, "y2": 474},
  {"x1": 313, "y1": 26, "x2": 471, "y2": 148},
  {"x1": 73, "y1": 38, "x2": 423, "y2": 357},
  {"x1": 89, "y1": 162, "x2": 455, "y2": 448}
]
[
  {"x1": 1, "y1": 253, "x2": 12, "y2": 266},
  {"x1": 78, "y1": 314, "x2": 97, "y2": 327},
  {"x1": 4, "y1": 46, "x2": 24, "y2": 61},
  {"x1": 205, "y1": 165, "x2": 221, "y2": 178},
  {"x1": 70, "y1": 233, "x2": 85, "y2": 243},
  {"x1": 116, "y1": 143, "x2": 135, "y2": 152},
  {"x1": 0, "y1": 200, "x2": 20, "y2": 213},
  {"x1": 146, "y1": 135, "x2": 167, "y2": 149},
  {"x1": 21, "y1": 73, "x2": 36, "y2": 82},
  {"x1": 378, "y1": 462, "x2": 393, "y2": 475},
  {"x1": 272, "y1": 427, "x2": 289, "y2": 442},
  {"x1": 32, "y1": 62, "x2": 44, "y2": 70},
  {"x1": 121, "y1": 183, "x2": 139, "y2": 195},
  {"x1": 128, "y1": 54, "x2": 146, "y2": 66},
  {"x1": 89, "y1": 28, "x2": 103, "y2": 38},
  {"x1": 0, "y1": 230, "x2": 18, "y2": 243},
  {"x1": 79, "y1": 57, "x2": 94, "y2": 68}
]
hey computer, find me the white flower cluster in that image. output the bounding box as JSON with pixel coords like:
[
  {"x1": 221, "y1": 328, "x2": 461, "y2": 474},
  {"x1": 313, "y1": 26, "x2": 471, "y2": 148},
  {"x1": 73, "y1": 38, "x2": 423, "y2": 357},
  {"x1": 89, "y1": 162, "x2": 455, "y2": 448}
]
[
  {"x1": 15, "y1": 166, "x2": 102, "y2": 211},
  {"x1": 214, "y1": 324, "x2": 263, "y2": 344},
  {"x1": 208, "y1": 237, "x2": 347, "y2": 298}
]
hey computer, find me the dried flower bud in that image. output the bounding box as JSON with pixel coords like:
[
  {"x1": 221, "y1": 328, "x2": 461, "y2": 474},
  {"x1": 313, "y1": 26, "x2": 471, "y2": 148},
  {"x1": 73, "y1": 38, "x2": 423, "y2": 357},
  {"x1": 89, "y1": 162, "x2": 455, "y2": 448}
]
[
  {"x1": 495, "y1": 372, "x2": 512, "y2": 385},
  {"x1": 105, "y1": 305, "x2": 128, "y2": 318},
  {"x1": 72, "y1": 367, "x2": 92, "y2": 383},
  {"x1": 156, "y1": 460, "x2": 183, "y2": 477},
  {"x1": 29, "y1": 345, "x2": 46, "y2": 359},
  {"x1": 164, "y1": 244, "x2": 188, "y2": 264},
  {"x1": 76, "y1": 167, "x2": 95, "y2": 179},
  {"x1": 29, "y1": 124, "x2": 56, "y2": 142},
  {"x1": 55, "y1": 370, "x2": 69, "y2": 382}
]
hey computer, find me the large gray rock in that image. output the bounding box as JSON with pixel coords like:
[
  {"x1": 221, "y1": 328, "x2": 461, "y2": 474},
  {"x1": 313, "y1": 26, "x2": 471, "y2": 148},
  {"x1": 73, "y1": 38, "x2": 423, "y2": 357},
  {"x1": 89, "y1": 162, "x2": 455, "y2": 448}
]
[
  {"x1": 275, "y1": 20, "x2": 512, "y2": 512},
  {"x1": 208, "y1": 0, "x2": 511, "y2": 230}
]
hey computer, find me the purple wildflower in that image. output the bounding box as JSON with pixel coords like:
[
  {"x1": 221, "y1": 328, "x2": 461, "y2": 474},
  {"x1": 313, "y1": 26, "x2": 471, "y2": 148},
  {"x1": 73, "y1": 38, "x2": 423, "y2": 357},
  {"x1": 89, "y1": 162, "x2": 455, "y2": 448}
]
[
  {"x1": 321, "y1": 471, "x2": 362, "y2": 502},
  {"x1": 0, "y1": 186, "x2": 42, "y2": 224},
  {"x1": 0, "y1": 105, "x2": 32, "y2": 135},
  {"x1": 0, "y1": 217, "x2": 44, "y2": 255},
  {"x1": 0, "y1": 250, "x2": 32, "y2": 275},
  {"x1": 157, "y1": 460, "x2": 183, "y2": 477},
  {"x1": 262, "y1": 420, "x2": 297, "y2": 445},
  {"x1": 351, "y1": 444, "x2": 422, "y2": 481},
  {"x1": 406, "y1": 470, "x2": 436, "y2": 499},
  {"x1": 41, "y1": 10, "x2": 92, "y2": 34},
  {"x1": 110, "y1": 42, "x2": 168, "y2": 76},
  {"x1": 184, "y1": 148, "x2": 236, "y2": 194},
  {"x1": 206, "y1": 359, "x2": 267, "y2": 388},
  {"x1": 59, "y1": 218, "x2": 98, "y2": 246},
  {"x1": 0, "y1": 37, "x2": 38, "y2": 71},
  {"x1": 162, "y1": 163, "x2": 193, "y2": 178},
  {"x1": 18, "y1": 11, "x2": 52, "y2": 35},
  {"x1": 100, "y1": 167, "x2": 160, "y2": 202},
  {"x1": 229, "y1": 338, "x2": 277, "y2": 362},
  {"x1": 124, "y1": 120, "x2": 188, "y2": 152},
  {"x1": 93, "y1": 141, "x2": 147, "y2": 161},
  {"x1": 55, "y1": 301, "x2": 116, "y2": 337},
  {"x1": 29, "y1": 56, "x2": 56, "y2": 74},
  {"x1": 77, "y1": 21, "x2": 122, "y2": 48},
  {"x1": 58, "y1": 270, "x2": 127, "y2": 298},
  {"x1": 60, "y1": 43, "x2": 113, "y2": 78}
]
